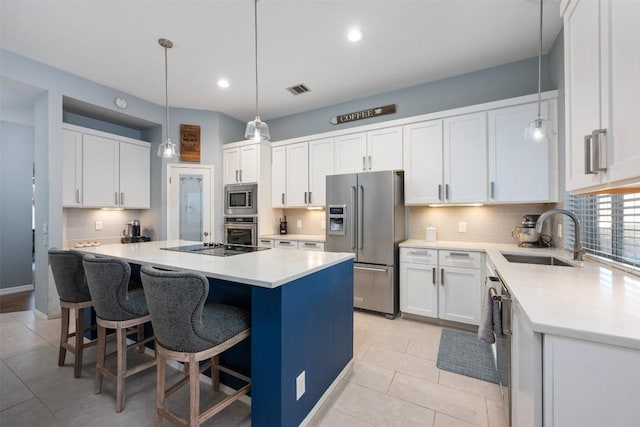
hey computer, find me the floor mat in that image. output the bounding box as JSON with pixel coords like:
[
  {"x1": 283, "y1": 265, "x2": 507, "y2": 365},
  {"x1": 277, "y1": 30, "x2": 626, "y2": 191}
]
[{"x1": 436, "y1": 328, "x2": 499, "y2": 384}]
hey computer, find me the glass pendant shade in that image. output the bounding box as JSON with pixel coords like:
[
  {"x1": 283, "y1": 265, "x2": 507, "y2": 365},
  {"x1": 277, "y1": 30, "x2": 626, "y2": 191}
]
[
  {"x1": 245, "y1": 116, "x2": 270, "y2": 142},
  {"x1": 524, "y1": 117, "x2": 554, "y2": 143},
  {"x1": 157, "y1": 138, "x2": 177, "y2": 158}
]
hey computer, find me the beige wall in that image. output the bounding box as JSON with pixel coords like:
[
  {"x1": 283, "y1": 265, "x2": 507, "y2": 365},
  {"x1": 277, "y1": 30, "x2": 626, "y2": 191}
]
[{"x1": 272, "y1": 208, "x2": 326, "y2": 235}]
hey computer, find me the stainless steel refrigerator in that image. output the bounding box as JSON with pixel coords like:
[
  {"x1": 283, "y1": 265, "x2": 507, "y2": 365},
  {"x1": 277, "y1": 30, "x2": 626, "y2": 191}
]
[{"x1": 325, "y1": 170, "x2": 405, "y2": 317}]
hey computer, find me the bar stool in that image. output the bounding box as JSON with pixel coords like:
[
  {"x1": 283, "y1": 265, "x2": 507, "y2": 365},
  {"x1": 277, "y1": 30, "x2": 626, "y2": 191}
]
[
  {"x1": 140, "y1": 265, "x2": 251, "y2": 427},
  {"x1": 48, "y1": 248, "x2": 97, "y2": 378},
  {"x1": 82, "y1": 254, "x2": 156, "y2": 413}
]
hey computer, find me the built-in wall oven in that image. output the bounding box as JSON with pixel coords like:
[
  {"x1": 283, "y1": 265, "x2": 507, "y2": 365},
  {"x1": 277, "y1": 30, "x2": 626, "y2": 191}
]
[
  {"x1": 485, "y1": 269, "x2": 512, "y2": 426},
  {"x1": 224, "y1": 183, "x2": 257, "y2": 216},
  {"x1": 224, "y1": 216, "x2": 257, "y2": 246}
]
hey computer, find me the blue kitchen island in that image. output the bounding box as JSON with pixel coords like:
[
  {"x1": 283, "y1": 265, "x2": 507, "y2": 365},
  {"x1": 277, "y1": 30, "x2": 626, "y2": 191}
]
[{"x1": 78, "y1": 240, "x2": 354, "y2": 426}]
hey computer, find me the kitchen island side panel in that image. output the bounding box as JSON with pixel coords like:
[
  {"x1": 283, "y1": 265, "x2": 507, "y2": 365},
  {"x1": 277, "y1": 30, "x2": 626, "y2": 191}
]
[{"x1": 251, "y1": 259, "x2": 354, "y2": 427}]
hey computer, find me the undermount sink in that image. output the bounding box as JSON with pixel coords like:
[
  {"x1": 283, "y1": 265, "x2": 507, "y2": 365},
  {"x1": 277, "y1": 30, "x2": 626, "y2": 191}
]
[{"x1": 501, "y1": 253, "x2": 574, "y2": 267}]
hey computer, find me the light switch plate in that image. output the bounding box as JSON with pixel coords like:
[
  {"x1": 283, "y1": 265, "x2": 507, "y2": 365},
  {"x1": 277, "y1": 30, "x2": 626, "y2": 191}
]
[
  {"x1": 95, "y1": 221, "x2": 103, "y2": 231},
  {"x1": 297, "y1": 220, "x2": 302, "y2": 229},
  {"x1": 458, "y1": 222, "x2": 467, "y2": 233},
  {"x1": 320, "y1": 220, "x2": 326, "y2": 230}
]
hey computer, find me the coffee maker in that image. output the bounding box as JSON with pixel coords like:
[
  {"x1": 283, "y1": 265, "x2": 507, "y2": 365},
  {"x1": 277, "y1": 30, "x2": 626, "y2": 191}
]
[{"x1": 122, "y1": 220, "x2": 149, "y2": 243}]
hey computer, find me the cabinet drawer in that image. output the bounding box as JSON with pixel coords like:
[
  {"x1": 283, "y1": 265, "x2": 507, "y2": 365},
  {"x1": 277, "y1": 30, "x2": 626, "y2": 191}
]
[
  {"x1": 274, "y1": 239, "x2": 298, "y2": 249},
  {"x1": 258, "y1": 238, "x2": 273, "y2": 248},
  {"x1": 400, "y1": 247, "x2": 438, "y2": 264},
  {"x1": 438, "y1": 250, "x2": 481, "y2": 269},
  {"x1": 299, "y1": 241, "x2": 325, "y2": 251}
]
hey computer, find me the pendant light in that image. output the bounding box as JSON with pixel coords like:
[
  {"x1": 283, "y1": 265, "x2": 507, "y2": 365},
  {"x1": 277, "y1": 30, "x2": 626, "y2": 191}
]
[
  {"x1": 157, "y1": 38, "x2": 178, "y2": 158},
  {"x1": 245, "y1": 0, "x2": 270, "y2": 142},
  {"x1": 524, "y1": 0, "x2": 553, "y2": 143}
]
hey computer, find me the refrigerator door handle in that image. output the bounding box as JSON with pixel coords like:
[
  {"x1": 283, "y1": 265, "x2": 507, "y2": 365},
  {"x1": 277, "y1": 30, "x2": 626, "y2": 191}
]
[
  {"x1": 358, "y1": 184, "x2": 364, "y2": 249},
  {"x1": 351, "y1": 185, "x2": 357, "y2": 250}
]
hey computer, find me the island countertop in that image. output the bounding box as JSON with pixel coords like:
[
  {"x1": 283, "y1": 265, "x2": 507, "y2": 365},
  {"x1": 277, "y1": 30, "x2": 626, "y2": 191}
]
[
  {"x1": 400, "y1": 239, "x2": 640, "y2": 350},
  {"x1": 77, "y1": 240, "x2": 354, "y2": 289}
]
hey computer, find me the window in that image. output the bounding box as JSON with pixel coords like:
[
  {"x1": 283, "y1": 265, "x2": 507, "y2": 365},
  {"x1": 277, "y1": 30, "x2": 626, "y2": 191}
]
[{"x1": 564, "y1": 192, "x2": 640, "y2": 270}]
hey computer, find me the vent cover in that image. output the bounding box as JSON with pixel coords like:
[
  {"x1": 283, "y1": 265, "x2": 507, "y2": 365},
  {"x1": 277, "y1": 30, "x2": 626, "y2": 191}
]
[{"x1": 286, "y1": 83, "x2": 311, "y2": 95}]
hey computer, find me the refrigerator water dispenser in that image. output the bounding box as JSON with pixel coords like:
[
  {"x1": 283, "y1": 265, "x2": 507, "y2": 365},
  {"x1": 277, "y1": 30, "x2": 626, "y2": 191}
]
[{"x1": 328, "y1": 205, "x2": 346, "y2": 235}]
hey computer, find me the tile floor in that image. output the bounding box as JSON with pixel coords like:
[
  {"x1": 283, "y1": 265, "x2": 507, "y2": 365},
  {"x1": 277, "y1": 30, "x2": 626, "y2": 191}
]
[{"x1": 0, "y1": 309, "x2": 507, "y2": 426}]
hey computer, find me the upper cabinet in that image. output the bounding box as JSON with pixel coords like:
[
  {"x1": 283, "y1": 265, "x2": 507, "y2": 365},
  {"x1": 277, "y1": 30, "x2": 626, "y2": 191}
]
[
  {"x1": 271, "y1": 137, "x2": 334, "y2": 208},
  {"x1": 488, "y1": 100, "x2": 557, "y2": 203},
  {"x1": 334, "y1": 127, "x2": 403, "y2": 174},
  {"x1": 403, "y1": 120, "x2": 444, "y2": 204},
  {"x1": 62, "y1": 125, "x2": 150, "y2": 209},
  {"x1": 563, "y1": 0, "x2": 640, "y2": 192},
  {"x1": 223, "y1": 142, "x2": 260, "y2": 185}
]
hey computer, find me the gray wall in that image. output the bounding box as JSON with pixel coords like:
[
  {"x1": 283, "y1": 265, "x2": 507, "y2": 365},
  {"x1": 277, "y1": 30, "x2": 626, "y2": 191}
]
[
  {"x1": 0, "y1": 121, "x2": 34, "y2": 289},
  {"x1": 269, "y1": 56, "x2": 552, "y2": 140}
]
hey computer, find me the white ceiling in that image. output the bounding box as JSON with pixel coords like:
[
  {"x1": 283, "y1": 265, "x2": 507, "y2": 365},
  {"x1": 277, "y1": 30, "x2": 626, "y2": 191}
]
[{"x1": 0, "y1": 0, "x2": 563, "y2": 123}]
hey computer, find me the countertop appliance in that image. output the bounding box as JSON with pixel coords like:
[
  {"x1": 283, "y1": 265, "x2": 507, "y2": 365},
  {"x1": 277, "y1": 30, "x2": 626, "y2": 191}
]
[
  {"x1": 224, "y1": 216, "x2": 258, "y2": 246},
  {"x1": 224, "y1": 183, "x2": 258, "y2": 216},
  {"x1": 325, "y1": 170, "x2": 405, "y2": 317},
  {"x1": 512, "y1": 214, "x2": 546, "y2": 247},
  {"x1": 161, "y1": 242, "x2": 269, "y2": 257},
  {"x1": 122, "y1": 220, "x2": 150, "y2": 243}
]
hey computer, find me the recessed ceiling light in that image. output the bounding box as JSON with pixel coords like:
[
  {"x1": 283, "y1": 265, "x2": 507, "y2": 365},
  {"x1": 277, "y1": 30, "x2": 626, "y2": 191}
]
[
  {"x1": 217, "y1": 79, "x2": 230, "y2": 88},
  {"x1": 347, "y1": 28, "x2": 364, "y2": 43}
]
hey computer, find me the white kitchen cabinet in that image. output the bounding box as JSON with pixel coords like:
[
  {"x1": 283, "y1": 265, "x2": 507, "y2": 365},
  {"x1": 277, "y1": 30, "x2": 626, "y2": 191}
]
[
  {"x1": 443, "y1": 112, "x2": 488, "y2": 203},
  {"x1": 488, "y1": 101, "x2": 556, "y2": 202},
  {"x1": 62, "y1": 129, "x2": 82, "y2": 206},
  {"x1": 400, "y1": 247, "x2": 482, "y2": 326},
  {"x1": 273, "y1": 239, "x2": 298, "y2": 250},
  {"x1": 334, "y1": 127, "x2": 402, "y2": 174},
  {"x1": 63, "y1": 124, "x2": 150, "y2": 209},
  {"x1": 403, "y1": 120, "x2": 443, "y2": 205},
  {"x1": 563, "y1": 0, "x2": 640, "y2": 192},
  {"x1": 260, "y1": 237, "x2": 324, "y2": 251},
  {"x1": 511, "y1": 299, "x2": 543, "y2": 427},
  {"x1": 258, "y1": 238, "x2": 274, "y2": 248},
  {"x1": 271, "y1": 138, "x2": 334, "y2": 208},
  {"x1": 223, "y1": 142, "x2": 260, "y2": 184},
  {"x1": 542, "y1": 334, "x2": 640, "y2": 427},
  {"x1": 298, "y1": 241, "x2": 325, "y2": 251}
]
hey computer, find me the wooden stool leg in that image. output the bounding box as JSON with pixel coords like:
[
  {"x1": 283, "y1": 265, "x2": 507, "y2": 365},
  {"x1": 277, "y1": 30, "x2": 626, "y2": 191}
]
[
  {"x1": 137, "y1": 324, "x2": 145, "y2": 353},
  {"x1": 211, "y1": 355, "x2": 219, "y2": 392},
  {"x1": 73, "y1": 307, "x2": 84, "y2": 378},
  {"x1": 115, "y1": 326, "x2": 127, "y2": 413},
  {"x1": 59, "y1": 306, "x2": 70, "y2": 366},
  {"x1": 155, "y1": 353, "x2": 166, "y2": 427},
  {"x1": 95, "y1": 324, "x2": 106, "y2": 394},
  {"x1": 189, "y1": 354, "x2": 199, "y2": 427}
]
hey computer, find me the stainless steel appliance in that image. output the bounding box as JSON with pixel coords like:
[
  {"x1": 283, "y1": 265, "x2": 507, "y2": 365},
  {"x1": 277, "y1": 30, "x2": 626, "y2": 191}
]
[
  {"x1": 512, "y1": 214, "x2": 547, "y2": 247},
  {"x1": 162, "y1": 243, "x2": 269, "y2": 257},
  {"x1": 224, "y1": 216, "x2": 258, "y2": 246},
  {"x1": 325, "y1": 170, "x2": 405, "y2": 317},
  {"x1": 485, "y1": 272, "x2": 512, "y2": 426},
  {"x1": 122, "y1": 220, "x2": 150, "y2": 243},
  {"x1": 224, "y1": 183, "x2": 258, "y2": 216}
]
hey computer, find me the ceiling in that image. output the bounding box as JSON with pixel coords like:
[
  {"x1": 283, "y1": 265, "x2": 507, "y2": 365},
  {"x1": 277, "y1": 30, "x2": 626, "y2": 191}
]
[{"x1": 0, "y1": 0, "x2": 563, "y2": 123}]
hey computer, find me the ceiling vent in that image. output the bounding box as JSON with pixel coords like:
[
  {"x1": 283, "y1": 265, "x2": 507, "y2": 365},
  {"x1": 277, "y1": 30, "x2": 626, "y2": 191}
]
[{"x1": 286, "y1": 83, "x2": 311, "y2": 95}]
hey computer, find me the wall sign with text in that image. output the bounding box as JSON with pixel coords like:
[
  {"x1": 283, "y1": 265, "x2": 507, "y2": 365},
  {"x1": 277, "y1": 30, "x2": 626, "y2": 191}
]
[
  {"x1": 180, "y1": 124, "x2": 200, "y2": 162},
  {"x1": 330, "y1": 104, "x2": 396, "y2": 125}
]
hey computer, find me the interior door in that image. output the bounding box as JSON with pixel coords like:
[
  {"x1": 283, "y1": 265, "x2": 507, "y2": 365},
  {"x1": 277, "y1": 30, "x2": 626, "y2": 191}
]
[{"x1": 167, "y1": 164, "x2": 214, "y2": 242}]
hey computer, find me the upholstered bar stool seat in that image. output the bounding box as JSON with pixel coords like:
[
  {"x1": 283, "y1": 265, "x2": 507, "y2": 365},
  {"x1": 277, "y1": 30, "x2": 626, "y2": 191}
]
[
  {"x1": 48, "y1": 248, "x2": 98, "y2": 378},
  {"x1": 82, "y1": 254, "x2": 156, "y2": 413},
  {"x1": 140, "y1": 265, "x2": 251, "y2": 427}
]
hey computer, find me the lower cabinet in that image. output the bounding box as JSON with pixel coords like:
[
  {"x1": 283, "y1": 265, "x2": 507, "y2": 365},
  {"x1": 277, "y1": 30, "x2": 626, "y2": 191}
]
[
  {"x1": 400, "y1": 247, "x2": 483, "y2": 326},
  {"x1": 259, "y1": 237, "x2": 325, "y2": 251}
]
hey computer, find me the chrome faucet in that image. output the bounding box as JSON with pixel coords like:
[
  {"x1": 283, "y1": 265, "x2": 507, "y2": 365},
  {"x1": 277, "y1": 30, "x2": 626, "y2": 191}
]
[{"x1": 535, "y1": 209, "x2": 584, "y2": 261}]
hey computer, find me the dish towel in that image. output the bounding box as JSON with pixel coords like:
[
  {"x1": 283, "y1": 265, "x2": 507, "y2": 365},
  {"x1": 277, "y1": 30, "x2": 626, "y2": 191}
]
[{"x1": 478, "y1": 287, "x2": 502, "y2": 343}]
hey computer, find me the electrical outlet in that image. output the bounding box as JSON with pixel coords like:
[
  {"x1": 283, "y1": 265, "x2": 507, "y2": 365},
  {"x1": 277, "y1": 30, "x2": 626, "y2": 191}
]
[
  {"x1": 95, "y1": 221, "x2": 103, "y2": 231},
  {"x1": 296, "y1": 371, "x2": 306, "y2": 400},
  {"x1": 458, "y1": 222, "x2": 467, "y2": 233},
  {"x1": 320, "y1": 220, "x2": 326, "y2": 230},
  {"x1": 296, "y1": 220, "x2": 302, "y2": 229}
]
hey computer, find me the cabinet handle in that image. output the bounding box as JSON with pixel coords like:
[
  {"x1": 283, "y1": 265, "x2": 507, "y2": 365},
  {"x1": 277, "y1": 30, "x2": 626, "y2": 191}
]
[
  {"x1": 235, "y1": 170, "x2": 239, "y2": 182},
  {"x1": 445, "y1": 184, "x2": 450, "y2": 201},
  {"x1": 115, "y1": 192, "x2": 118, "y2": 205},
  {"x1": 120, "y1": 192, "x2": 124, "y2": 206},
  {"x1": 308, "y1": 191, "x2": 312, "y2": 204},
  {"x1": 584, "y1": 135, "x2": 596, "y2": 175},
  {"x1": 441, "y1": 268, "x2": 445, "y2": 286},
  {"x1": 303, "y1": 242, "x2": 315, "y2": 247},
  {"x1": 490, "y1": 181, "x2": 495, "y2": 199},
  {"x1": 279, "y1": 241, "x2": 292, "y2": 245},
  {"x1": 368, "y1": 155, "x2": 372, "y2": 170},
  {"x1": 449, "y1": 252, "x2": 470, "y2": 257},
  {"x1": 281, "y1": 193, "x2": 285, "y2": 205},
  {"x1": 438, "y1": 184, "x2": 443, "y2": 201},
  {"x1": 432, "y1": 267, "x2": 436, "y2": 285},
  {"x1": 592, "y1": 129, "x2": 607, "y2": 172},
  {"x1": 362, "y1": 156, "x2": 366, "y2": 171},
  {"x1": 304, "y1": 191, "x2": 308, "y2": 204},
  {"x1": 76, "y1": 189, "x2": 80, "y2": 204},
  {"x1": 239, "y1": 169, "x2": 243, "y2": 182}
]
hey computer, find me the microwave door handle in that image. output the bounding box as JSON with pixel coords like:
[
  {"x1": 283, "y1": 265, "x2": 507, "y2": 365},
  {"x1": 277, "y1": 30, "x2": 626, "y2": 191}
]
[{"x1": 351, "y1": 186, "x2": 357, "y2": 250}]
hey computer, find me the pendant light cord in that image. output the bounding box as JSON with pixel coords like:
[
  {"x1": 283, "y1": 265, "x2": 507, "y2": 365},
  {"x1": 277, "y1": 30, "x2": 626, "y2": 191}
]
[
  {"x1": 254, "y1": 0, "x2": 260, "y2": 119},
  {"x1": 164, "y1": 45, "x2": 170, "y2": 140},
  {"x1": 536, "y1": 0, "x2": 543, "y2": 121}
]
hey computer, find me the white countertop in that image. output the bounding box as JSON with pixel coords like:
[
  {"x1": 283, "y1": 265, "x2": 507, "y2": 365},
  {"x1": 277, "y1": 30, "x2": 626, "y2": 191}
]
[
  {"x1": 260, "y1": 234, "x2": 325, "y2": 242},
  {"x1": 400, "y1": 239, "x2": 640, "y2": 350},
  {"x1": 76, "y1": 240, "x2": 353, "y2": 289}
]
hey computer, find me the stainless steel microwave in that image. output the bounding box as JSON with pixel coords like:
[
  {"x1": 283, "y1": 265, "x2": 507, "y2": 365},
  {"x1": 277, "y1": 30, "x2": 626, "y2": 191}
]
[{"x1": 224, "y1": 183, "x2": 258, "y2": 216}]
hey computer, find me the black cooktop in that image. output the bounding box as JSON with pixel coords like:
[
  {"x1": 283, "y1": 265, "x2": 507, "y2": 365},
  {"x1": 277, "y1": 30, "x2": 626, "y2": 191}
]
[{"x1": 161, "y1": 243, "x2": 269, "y2": 257}]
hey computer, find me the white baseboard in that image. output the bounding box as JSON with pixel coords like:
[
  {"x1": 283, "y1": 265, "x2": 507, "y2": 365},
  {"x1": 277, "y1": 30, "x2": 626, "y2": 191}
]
[
  {"x1": 299, "y1": 358, "x2": 354, "y2": 426},
  {"x1": 0, "y1": 284, "x2": 34, "y2": 295}
]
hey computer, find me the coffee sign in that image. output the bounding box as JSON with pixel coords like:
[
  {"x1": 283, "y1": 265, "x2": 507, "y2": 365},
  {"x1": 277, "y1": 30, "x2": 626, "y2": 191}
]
[
  {"x1": 330, "y1": 104, "x2": 396, "y2": 125},
  {"x1": 180, "y1": 124, "x2": 200, "y2": 162}
]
